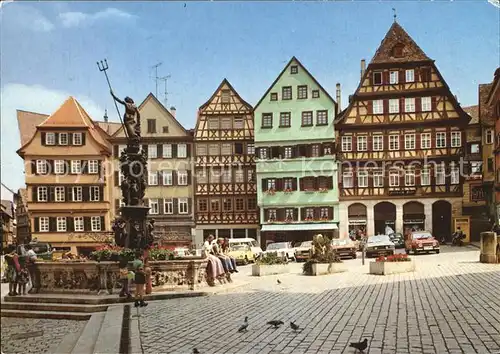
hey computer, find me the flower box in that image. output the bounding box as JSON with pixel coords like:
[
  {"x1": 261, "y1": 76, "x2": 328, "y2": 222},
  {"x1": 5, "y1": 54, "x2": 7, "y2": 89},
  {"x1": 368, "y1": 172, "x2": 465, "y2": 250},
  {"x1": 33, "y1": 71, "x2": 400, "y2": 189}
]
[
  {"x1": 251, "y1": 264, "x2": 289, "y2": 276},
  {"x1": 311, "y1": 262, "x2": 346, "y2": 276},
  {"x1": 319, "y1": 188, "x2": 329, "y2": 193},
  {"x1": 369, "y1": 260, "x2": 415, "y2": 275},
  {"x1": 266, "y1": 189, "x2": 276, "y2": 196},
  {"x1": 284, "y1": 189, "x2": 294, "y2": 194}
]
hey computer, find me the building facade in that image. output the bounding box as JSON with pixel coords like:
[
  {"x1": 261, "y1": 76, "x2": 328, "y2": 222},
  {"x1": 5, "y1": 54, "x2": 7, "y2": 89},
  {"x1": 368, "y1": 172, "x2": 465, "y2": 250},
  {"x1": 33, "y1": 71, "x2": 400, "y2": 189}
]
[
  {"x1": 489, "y1": 69, "x2": 500, "y2": 224},
  {"x1": 16, "y1": 98, "x2": 114, "y2": 255},
  {"x1": 193, "y1": 79, "x2": 259, "y2": 247},
  {"x1": 1, "y1": 200, "x2": 15, "y2": 248},
  {"x1": 14, "y1": 188, "x2": 31, "y2": 245},
  {"x1": 111, "y1": 94, "x2": 195, "y2": 247},
  {"x1": 336, "y1": 22, "x2": 471, "y2": 241},
  {"x1": 254, "y1": 57, "x2": 339, "y2": 247}
]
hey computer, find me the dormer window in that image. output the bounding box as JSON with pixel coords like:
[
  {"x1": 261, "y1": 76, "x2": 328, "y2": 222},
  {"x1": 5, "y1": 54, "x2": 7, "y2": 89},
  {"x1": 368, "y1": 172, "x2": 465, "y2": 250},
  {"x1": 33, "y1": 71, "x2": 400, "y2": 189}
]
[
  {"x1": 59, "y1": 133, "x2": 68, "y2": 145},
  {"x1": 392, "y1": 44, "x2": 404, "y2": 58},
  {"x1": 45, "y1": 133, "x2": 55, "y2": 145},
  {"x1": 290, "y1": 65, "x2": 298, "y2": 74},
  {"x1": 373, "y1": 72, "x2": 383, "y2": 85}
]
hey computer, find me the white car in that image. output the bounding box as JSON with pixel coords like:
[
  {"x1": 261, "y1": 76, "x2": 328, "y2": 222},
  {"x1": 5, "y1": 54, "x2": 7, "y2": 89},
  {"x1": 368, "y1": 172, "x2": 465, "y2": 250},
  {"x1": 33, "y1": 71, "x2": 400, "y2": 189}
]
[{"x1": 263, "y1": 242, "x2": 296, "y2": 261}]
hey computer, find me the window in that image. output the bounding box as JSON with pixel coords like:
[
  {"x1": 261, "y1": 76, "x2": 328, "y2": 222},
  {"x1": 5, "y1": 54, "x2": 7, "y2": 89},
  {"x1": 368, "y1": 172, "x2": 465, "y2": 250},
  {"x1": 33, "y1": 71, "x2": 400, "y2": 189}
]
[
  {"x1": 436, "y1": 132, "x2": 446, "y2": 148},
  {"x1": 90, "y1": 186, "x2": 100, "y2": 201},
  {"x1": 405, "y1": 134, "x2": 415, "y2": 150},
  {"x1": 268, "y1": 209, "x2": 277, "y2": 221},
  {"x1": 73, "y1": 133, "x2": 83, "y2": 145},
  {"x1": 342, "y1": 136, "x2": 352, "y2": 152},
  {"x1": 270, "y1": 93, "x2": 278, "y2": 101},
  {"x1": 59, "y1": 133, "x2": 68, "y2": 145},
  {"x1": 147, "y1": 119, "x2": 156, "y2": 133},
  {"x1": 471, "y1": 162, "x2": 482, "y2": 174},
  {"x1": 221, "y1": 90, "x2": 230, "y2": 104},
  {"x1": 163, "y1": 170, "x2": 173, "y2": 185},
  {"x1": 247, "y1": 144, "x2": 255, "y2": 155},
  {"x1": 419, "y1": 97, "x2": 431, "y2": 112},
  {"x1": 54, "y1": 160, "x2": 65, "y2": 175},
  {"x1": 373, "y1": 100, "x2": 384, "y2": 114},
  {"x1": 284, "y1": 147, "x2": 293, "y2": 159},
  {"x1": 311, "y1": 145, "x2": 321, "y2": 157},
  {"x1": 356, "y1": 136, "x2": 367, "y2": 151},
  {"x1": 55, "y1": 186, "x2": 65, "y2": 202},
  {"x1": 90, "y1": 216, "x2": 101, "y2": 231},
  {"x1": 149, "y1": 199, "x2": 159, "y2": 214},
  {"x1": 235, "y1": 198, "x2": 244, "y2": 211},
  {"x1": 221, "y1": 143, "x2": 231, "y2": 155},
  {"x1": 297, "y1": 85, "x2": 308, "y2": 99},
  {"x1": 209, "y1": 144, "x2": 219, "y2": 156},
  {"x1": 305, "y1": 208, "x2": 314, "y2": 219},
  {"x1": 267, "y1": 179, "x2": 276, "y2": 191},
  {"x1": 197, "y1": 145, "x2": 207, "y2": 157},
  {"x1": 405, "y1": 169, "x2": 415, "y2": 186},
  {"x1": 421, "y1": 133, "x2": 431, "y2": 149},
  {"x1": 392, "y1": 44, "x2": 404, "y2": 57},
  {"x1": 234, "y1": 143, "x2": 243, "y2": 155},
  {"x1": 406, "y1": 69, "x2": 415, "y2": 83},
  {"x1": 405, "y1": 98, "x2": 415, "y2": 113},
  {"x1": 148, "y1": 145, "x2": 157, "y2": 159},
  {"x1": 45, "y1": 133, "x2": 56, "y2": 145},
  {"x1": 373, "y1": 135, "x2": 383, "y2": 151},
  {"x1": 436, "y1": 164, "x2": 445, "y2": 185},
  {"x1": 301, "y1": 111, "x2": 313, "y2": 126},
  {"x1": 248, "y1": 198, "x2": 257, "y2": 210},
  {"x1": 162, "y1": 126, "x2": 169, "y2": 133},
  {"x1": 488, "y1": 158, "x2": 494, "y2": 172},
  {"x1": 279, "y1": 112, "x2": 291, "y2": 127},
  {"x1": 196, "y1": 170, "x2": 206, "y2": 184},
  {"x1": 198, "y1": 199, "x2": 208, "y2": 212},
  {"x1": 389, "y1": 99, "x2": 399, "y2": 113},
  {"x1": 420, "y1": 67, "x2": 432, "y2": 82},
  {"x1": 451, "y1": 132, "x2": 462, "y2": 147},
  {"x1": 262, "y1": 113, "x2": 273, "y2": 128},
  {"x1": 163, "y1": 144, "x2": 172, "y2": 158},
  {"x1": 259, "y1": 148, "x2": 268, "y2": 159},
  {"x1": 317, "y1": 110, "x2": 328, "y2": 125},
  {"x1": 358, "y1": 170, "x2": 368, "y2": 188},
  {"x1": 74, "y1": 217, "x2": 84, "y2": 232},
  {"x1": 471, "y1": 143, "x2": 480, "y2": 154},
  {"x1": 312, "y1": 90, "x2": 320, "y2": 98},
  {"x1": 373, "y1": 170, "x2": 384, "y2": 187},
  {"x1": 148, "y1": 172, "x2": 158, "y2": 185},
  {"x1": 234, "y1": 117, "x2": 244, "y2": 129},
  {"x1": 37, "y1": 186, "x2": 48, "y2": 202},
  {"x1": 282, "y1": 86, "x2": 292, "y2": 100},
  {"x1": 220, "y1": 118, "x2": 231, "y2": 130},
  {"x1": 389, "y1": 171, "x2": 400, "y2": 187},
  {"x1": 39, "y1": 217, "x2": 49, "y2": 232},
  {"x1": 451, "y1": 164, "x2": 459, "y2": 184},
  {"x1": 72, "y1": 186, "x2": 82, "y2": 202},
  {"x1": 247, "y1": 170, "x2": 255, "y2": 182},
  {"x1": 389, "y1": 71, "x2": 399, "y2": 84},
  {"x1": 164, "y1": 199, "x2": 173, "y2": 214},
  {"x1": 373, "y1": 72, "x2": 383, "y2": 85},
  {"x1": 178, "y1": 171, "x2": 188, "y2": 185},
  {"x1": 285, "y1": 209, "x2": 294, "y2": 220},
  {"x1": 421, "y1": 167, "x2": 430, "y2": 186},
  {"x1": 389, "y1": 135, "x2": 399, "y2": 150},
  {"x1": 36, "y1": 160, "x2": 47, "y2": 174},
  {"x1": 71, "y1": 160, "x2": 82, "y2": 174},
  {"x1": 343, "y1": 172, "x2": 353, "y2": 188},
  {"x1": 88, "y1": 160, "x2": 99, "y2": 174},
  {"x1": 486, "y1": 129, "x2": 494, "y2": 144},
  {"x1": 178, "y1": 143, "x2": 187, "y2": 158},
  {"x1": 208, "y1": 118, "x2": 219, "y2": 130},
  {"x1": 57, "y1": 217, "x2": 66, "y2": 232},
  {"x1": 210, "y1": 199, "x2": 220, "y2": 212},
  {"x1": 223, "y1": 198, "x2": 232, "y2": 212},
  {"x1": 324, "y1": 145, "x2": 332, "y2": 155},
  {"x1": 235, "y1": 169, "x2": 244, "y2": 183},
  {"x1": 290, "y1": 65, "x2": 298, "y2": 74},
  {"x1": 283, "y1": 178, "x2": 293, "y2": 190},
  {"x1": 222, "y1": 169, "x2": 232, "y2": 183}
]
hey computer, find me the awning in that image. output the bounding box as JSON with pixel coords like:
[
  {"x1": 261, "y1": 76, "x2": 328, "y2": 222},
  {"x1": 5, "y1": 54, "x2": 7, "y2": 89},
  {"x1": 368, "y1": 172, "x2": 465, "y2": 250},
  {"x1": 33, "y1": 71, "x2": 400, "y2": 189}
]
[{"x1": 261, "y1": 223, "x2": 338, "y2": 232}]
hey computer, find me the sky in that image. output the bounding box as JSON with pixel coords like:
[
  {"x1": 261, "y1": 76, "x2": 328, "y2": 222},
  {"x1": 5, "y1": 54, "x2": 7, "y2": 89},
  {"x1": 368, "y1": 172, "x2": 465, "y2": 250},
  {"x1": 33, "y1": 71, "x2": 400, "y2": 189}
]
[{"x1": 1, "y1": 1, "x2": 499, "y2": 191}]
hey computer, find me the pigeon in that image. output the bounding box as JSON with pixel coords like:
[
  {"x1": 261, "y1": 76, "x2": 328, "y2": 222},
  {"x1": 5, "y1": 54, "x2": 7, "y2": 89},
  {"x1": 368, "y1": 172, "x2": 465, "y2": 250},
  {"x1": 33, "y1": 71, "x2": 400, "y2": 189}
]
[
  {"x1": 238, "y1": 316, "x2": 249, "y2": 332},
  {"x1": 267, "y1": 320, "x2": 284, "y2": 328},
  {"x1": 290, "y1": 321, "x2": 300, "y2": 331},
  {"x1": 349, "y1": 338, "x2": 368, "y2": 352},
  {"x1": 193, "y1": 349, "x2": 200, "y2": 354},
  {"x1": 277, "y1": 279, "x2": 281, "y2": 285}
]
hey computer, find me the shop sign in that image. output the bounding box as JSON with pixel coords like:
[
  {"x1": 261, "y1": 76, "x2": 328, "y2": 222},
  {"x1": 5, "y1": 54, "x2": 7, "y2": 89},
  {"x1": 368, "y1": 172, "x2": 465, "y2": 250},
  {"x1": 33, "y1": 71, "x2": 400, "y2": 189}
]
[
  {"x1": 470, "y1": 186, "x2": 485, "y2": 201},
  {"x1": 388, "y1": 189, "x2": 416, "y2": 196},
  {"x1": 348, "y1": 219, "x2": 367, "y2": 225}
]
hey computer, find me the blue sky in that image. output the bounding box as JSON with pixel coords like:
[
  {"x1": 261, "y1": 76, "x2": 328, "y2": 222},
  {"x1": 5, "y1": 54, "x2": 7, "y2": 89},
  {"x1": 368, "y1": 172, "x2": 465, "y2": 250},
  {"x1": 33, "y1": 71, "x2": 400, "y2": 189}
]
[{"x1": 1, "y1": 1, "x2": 499, "y2": 191}]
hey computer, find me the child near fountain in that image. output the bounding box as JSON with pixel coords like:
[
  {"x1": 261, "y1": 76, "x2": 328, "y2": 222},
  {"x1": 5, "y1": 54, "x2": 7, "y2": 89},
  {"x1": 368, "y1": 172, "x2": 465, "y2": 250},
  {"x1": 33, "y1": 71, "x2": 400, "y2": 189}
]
[
  {"x1": 118, "y1": 258, "x2": 132, "y2": 298},
  {"x1": 134, "y1": 265, "x2": 147, "y2": 307}
]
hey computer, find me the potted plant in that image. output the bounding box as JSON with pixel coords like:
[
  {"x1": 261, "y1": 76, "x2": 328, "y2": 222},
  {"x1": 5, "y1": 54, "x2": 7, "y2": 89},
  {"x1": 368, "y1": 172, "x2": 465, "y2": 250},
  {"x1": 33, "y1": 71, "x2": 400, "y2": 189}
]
[
  {"x1": 369, "y1": 253, "x2": 415, "y2": 275},
  {"x1": 252, "y1": 252, "x2": 289, "y2": 276},
  {"x1": 303, "y1": 234, "x2": 345, "y2": 276},
  {"x1": 266, "y1": 189, "x2": 276, "y2": 196},
  {"x1": 284, "y1": 188, "x2": 294, "y2": 194}
]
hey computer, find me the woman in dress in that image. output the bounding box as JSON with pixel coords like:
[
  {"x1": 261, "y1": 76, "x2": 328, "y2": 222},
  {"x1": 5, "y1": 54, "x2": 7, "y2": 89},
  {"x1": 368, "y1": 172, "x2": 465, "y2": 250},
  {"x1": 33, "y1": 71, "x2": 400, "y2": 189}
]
[{"x1": 203, "y1": 235, "x2": 226, "y2": 285}]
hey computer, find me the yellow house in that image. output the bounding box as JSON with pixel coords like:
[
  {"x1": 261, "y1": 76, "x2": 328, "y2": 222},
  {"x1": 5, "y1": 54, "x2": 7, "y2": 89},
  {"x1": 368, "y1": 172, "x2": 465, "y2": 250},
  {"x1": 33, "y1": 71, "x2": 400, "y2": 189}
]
[
  {"x1": 16, "y1": 97, "x2": 114, "y2": 255},
  {"x1": 110, "y1": 94, "x2": 195, "y2": 247}
]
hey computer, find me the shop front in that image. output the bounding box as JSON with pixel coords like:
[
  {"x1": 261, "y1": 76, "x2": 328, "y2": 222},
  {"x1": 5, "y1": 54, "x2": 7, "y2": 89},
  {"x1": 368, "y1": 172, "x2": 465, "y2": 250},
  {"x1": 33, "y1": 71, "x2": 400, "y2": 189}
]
[
  {"x1": 374, "y1": 202, "x2": 396, "y2": 235},
  {"x1": 348, "y1": 203, "x2": 367, "y2": 239},
  {"x1": 260, "y1": 223, "x2": 338, "y2": 248},
  {"x1": 403, "y1": 201, "x2": 426, "y2": 233}
]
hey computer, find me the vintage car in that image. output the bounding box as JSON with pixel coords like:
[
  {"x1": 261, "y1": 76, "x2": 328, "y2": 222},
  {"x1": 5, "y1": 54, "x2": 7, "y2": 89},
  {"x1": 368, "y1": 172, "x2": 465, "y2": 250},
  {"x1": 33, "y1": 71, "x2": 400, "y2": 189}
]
[
  {"x1": 263, "y1": 242, "x2": 296, "y2": 261},
  {"x1": 389, "y1": 232, "x2": 405, "y2": 249},
  {"x1": 365, "y1": 235, "x2": 395, "y2": 258},
  {"x1": 228, "y1": 238, "x2": 263, "y2": 259},
  {"x1": 331, "y1": 239, "x2": 357, "y2": 259},
  {"x1": 228, "y1": 244, "x2": 255, "y2": 265},
  {"x1": 405, "y1": 230, "x2": 440, "y2": 255},
  {"x1": 294, "y1": 241, "x2": 313, "y2": 262}
]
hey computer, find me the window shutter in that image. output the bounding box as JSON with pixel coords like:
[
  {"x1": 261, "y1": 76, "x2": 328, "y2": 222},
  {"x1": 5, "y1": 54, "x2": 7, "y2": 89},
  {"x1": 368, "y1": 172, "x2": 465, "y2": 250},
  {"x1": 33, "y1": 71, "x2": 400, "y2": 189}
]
[
  {"x1": 100, "y1": 216, "x2": 105, "y2": 231},
  {"x1": 82, "y1": 187, "x2": 90, "y2": 202},
  {"x1": 84, "y1": 217, "x2": 91, "y2": 231},
  {"x1": 277, "y1": 209, "x2": 285, "y2": 222},
  {"x1": 261, "y1": 179, "x2": 267, "y2": 191},
  {"x1": 172, "y1": 144, "x2": 178, "y2": 158},
  {"x1": 415, "y1": 167, "x2": 421, "y2": 186},
  {"x1": 34, "y1": 217, "x2": 40, "y2": 232},
  {"x1": 99, "y1": 186, "x2": 104, "y2": 201},
  {"x1": 383, "y1": 71, "x2": 389, "y2": 85},
  {"x1": 314, "y1": 208, "x2": 321, "y2": 220},
  {"x1": 173, "y1": 198, "x2": 178, "y2": 214},
  {"x1": 157, "y1": 144, "x2": 162, "y2": 158},
  {"x1": 188, "y1": 198, "x2": 192, "y2": 215},
  {"x1": 368, "y1": 101, "x2": 373, "y2": 114},
  {"x1": 383, "y1": 100, "x2": 389, "y2": 114},
  {"x1": 68, "y1": 217, "x2": 74, "y2": 232},
  {"x1": 173, "y1": 171, "x2": 178, "y2": 186},
  {"x1": 431, "y1": 96, "x2": 437, "y2": 111},
  {"x1": 400, "y1": 98, "x2": 405, "y2": 113},
  {"x1": 293, "y1": 208, "x2": 298, "y2": 221},
  {"x1": 113, "y1": 145, "x2": 119, "y2": 158},
  {"x1": 186, "y1": 144, "x2": 191, "y2": 158},
  {"x1": 157, "y1": 171, "x2": 163, "y2": 186},
  {"x1": 291, "y1": 178, "x2": 298, "y2": 191},
  {"x1": 114, "y1": 171, "x2": 119, "y2": 187},
  {"x1": 49, "y1": 217, "x2": 56, "y2": 232},
  {"x1": 68, "y1": 133, "x2": 73, "y2": 146},
  {"x1": 300, "y1": 208, "x2": 305, "y2": 220},
  {"x1": 158, "y1": 198, "x2": 164, "y2": 214},
  {"x1": 400, "y1": 69, "x2": 405, "y2": 84},
  {"x1": 299, "y1": 178, "x2": 304, "y2": 191},
  {"x1": 369, "y1": 73, "x2": 373, "y2": 86},
  {"x1": 55, "y1": 133, "x2": 60, "y2": 145},
  {"x1": 187, "y1": 170, "x2": 192, "y2": 185},
  {"x1": 144, "y1": 198, "x2": 149, "y2": 210},
  {"x1": 313, "y1": 177, "x2": 319, "y2": 190},
  {"x1": 65, "y1": 187, "x2": 71, "y2": 202},
  {"x1": 416, "y1": 134, "x2": 421, "y2": 151},
  {"x1": 41, "y1": 133, "x2": 47, "y2": 146},
  {"x1": 328, "y1": 207, "x2": 334, "y2": 220},
  {"x1": 48, "y1": 160, "x2": 54, "y2": 174},
  {"x1": 81, "y1": 133, "x2": 86, "y2": 145},
  {"x1": 415, "y1": 68, "x2": 421, "y2": 82},
  {"x1": 416, "y1": 98, "x2": 422, "y2": 112},
  {"x1": 32, "y1": 187, "x2": 37, "y2": 202},
  {"x1": 328, "y1": 176, "x2": 333, "y2": 189},
  {"x1": 49, "y1": 187, "x2": 55, "y2": 202},
  {"x1": 276, "y1": 178, "x2": 283, "y2": 191},
  {"x1": 31, "y1": 161, "x2": 37, "y2": 175}
]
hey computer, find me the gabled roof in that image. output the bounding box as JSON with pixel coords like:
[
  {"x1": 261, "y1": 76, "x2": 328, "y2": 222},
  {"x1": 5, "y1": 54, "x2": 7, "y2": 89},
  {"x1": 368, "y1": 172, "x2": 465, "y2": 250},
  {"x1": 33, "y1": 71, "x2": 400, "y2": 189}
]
[
  {"x1": 370, "y1": 21, "x2": 431, "y2": 64},
  {"x1": 462, "y1": 105, "x2": 479, "y2": 125},
  {"x1": 487, "y1": 67, "x2": 500, "y2": 105},
  {"x1": 95, "y1": 121, "x2": 122, "y2": 137},
  {"x1": 1, "y1": 200, "x2": 14, "y2": 219},
  {"x1": 254, "y1": 56, "x2": 336, "y2": 111},
  {"x1": 479, "y1": 83, "x2": 495, "y2": 126},
  {"x1": 198, "y1": 78, "x2": 253, "y2": 112},
  {"x1": 39, "y1": 97, "x2": 93, "y2": 127},
  {"x1": 17, "y1": 110, "x2": 48, "y2": 146}
]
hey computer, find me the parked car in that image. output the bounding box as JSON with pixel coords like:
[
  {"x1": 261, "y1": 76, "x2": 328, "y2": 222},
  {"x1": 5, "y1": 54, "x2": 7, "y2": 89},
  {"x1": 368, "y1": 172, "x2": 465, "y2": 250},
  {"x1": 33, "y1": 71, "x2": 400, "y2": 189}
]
[
  {"x1": 365, "y1": 235, "x2": 395, "y2": 258},
  {"x1": 228, "y1": 238, "x2": 263, "y2": 260},
  {"x1": 228, "y1": 244, "x2": 255, "y2": 265},
  {"x1": 294, "y1": 241, "x2": 313, "y2": 262},
  {"x1": 331, "y1": 239, "x2": 357, "y2": 259},
  {"x1": 389, "y1": 233, "x2": 405, "y2": 248},
  {"x1": 405, "y1": 230, "x2": 440, "y2": 255},
  {"x1": 263, "y1": 242, "x2": 296, "y2": 261}
]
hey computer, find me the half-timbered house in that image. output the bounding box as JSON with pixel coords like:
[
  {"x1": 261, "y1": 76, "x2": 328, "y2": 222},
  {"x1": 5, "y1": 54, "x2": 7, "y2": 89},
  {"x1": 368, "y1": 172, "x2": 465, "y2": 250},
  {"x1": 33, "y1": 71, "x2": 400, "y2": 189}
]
[{"x1": 336, "y1": 21, "x2": 471, "y2": 241}]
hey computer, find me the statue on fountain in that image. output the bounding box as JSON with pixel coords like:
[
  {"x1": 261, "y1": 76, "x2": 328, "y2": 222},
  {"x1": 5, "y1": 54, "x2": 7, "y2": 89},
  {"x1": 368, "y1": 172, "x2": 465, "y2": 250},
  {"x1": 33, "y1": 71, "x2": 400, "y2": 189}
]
[{"x1": 110, "y1": 90, "x2": 141, "y2": 142}]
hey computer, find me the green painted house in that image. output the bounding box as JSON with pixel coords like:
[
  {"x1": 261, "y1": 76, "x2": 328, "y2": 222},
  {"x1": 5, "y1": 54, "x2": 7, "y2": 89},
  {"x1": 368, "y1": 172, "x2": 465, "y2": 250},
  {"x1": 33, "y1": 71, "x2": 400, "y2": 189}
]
[{"x1": 254, "y1": 57, "x2": 340, "y2": 247}]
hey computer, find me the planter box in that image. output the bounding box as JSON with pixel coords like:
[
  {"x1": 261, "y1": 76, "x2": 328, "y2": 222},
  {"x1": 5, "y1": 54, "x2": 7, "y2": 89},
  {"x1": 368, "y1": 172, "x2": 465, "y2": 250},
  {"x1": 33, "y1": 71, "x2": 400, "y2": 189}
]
[
  {"x1": 369, "y1": 261, "x2": 415, "y2": 275},
  {"x1": 311, "y1": 262, "x2": 346, "y2": 276},
  {"x1": 251, "y1": 264, "x2": 289, "y2": 276}
]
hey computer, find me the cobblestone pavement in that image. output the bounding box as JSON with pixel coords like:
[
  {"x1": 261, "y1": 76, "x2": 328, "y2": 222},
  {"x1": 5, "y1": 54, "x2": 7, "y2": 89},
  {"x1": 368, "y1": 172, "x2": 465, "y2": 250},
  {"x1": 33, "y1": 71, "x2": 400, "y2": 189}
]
[
  {"x1": 137, "y1": 246, "x2": 500, "y2": 354},
  {"x1": 0, "y1": 318, "x2": 86, "y2": 354}
]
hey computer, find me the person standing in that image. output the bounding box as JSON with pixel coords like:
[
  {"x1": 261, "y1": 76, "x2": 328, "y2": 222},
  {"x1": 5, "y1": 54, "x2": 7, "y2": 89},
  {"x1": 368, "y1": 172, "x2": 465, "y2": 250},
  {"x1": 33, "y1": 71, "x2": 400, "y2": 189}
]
[
  {"x1": 25, "y1": 245, "x2": 40, "y2": 293},
  {"x1": 134, "y1": 265, "x2": 147, "y2": 307},
  {"x1": 118, "y1": 258, "x2": 132, "y2": 298},
  {"x1": 17, "y1": 264, "x2": 29, "y2": 295},
  {"x1": 144, "y1": 257, "x2": 152, "y2": 295},
  {"x1": 5, "y1": 246, "x2": 20, "y2": 296}
]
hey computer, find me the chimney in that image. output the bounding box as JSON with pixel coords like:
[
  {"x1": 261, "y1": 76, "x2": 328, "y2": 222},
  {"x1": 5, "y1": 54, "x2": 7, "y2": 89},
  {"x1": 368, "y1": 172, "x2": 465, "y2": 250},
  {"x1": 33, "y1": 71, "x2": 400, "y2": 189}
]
[
  {"x1": 336, "y1": 83, "x2": 341, "y2": 116},
  {"x1": 103, "y1": 109, "x2": 108, "y2": 123},
  {"x1": 170, "y1": 106, "x2": 176, "y2": 117},
  {"x1": 360, "y1": 59, "x2": 366, "y2": 79}
]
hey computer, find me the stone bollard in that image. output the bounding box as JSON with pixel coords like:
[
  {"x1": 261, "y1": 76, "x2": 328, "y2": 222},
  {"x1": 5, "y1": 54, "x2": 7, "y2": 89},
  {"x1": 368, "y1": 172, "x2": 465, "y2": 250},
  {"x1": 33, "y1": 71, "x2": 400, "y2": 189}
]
[{"x1": 479, "y1": 232, "x2": 499, "y2": 264}]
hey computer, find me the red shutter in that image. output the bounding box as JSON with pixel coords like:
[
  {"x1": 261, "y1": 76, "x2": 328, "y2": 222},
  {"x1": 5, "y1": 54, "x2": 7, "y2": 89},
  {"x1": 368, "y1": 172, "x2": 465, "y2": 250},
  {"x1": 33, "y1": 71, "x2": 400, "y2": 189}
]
[
  {"x1": 415, "y1": 68, "x2": 421, "y2": 82},
  {"x1": 291, "y1": 178, "x2": 298, "y2": 191},
  {"x1": 383, "y1": 100, "x2": 389, "y2": 114},
  {"x1": 416, "y1": 134, "x2": 421, "y2": 151},
  {"x1": 313, "y1": 177, "x2": 319, "y2": 190},
  {"x1": 368, "y1": 101, "x2": 373, "y2": 114},
  {"x1": 416, "y1": 98, "x2": 422, "y2": 112},
  {"x1": 293, "y1": 208, "x2": 299, "y2": 221},
  {"x1": 416, "y1": 167, "x2": 421, "y2": 186},
  {"x1": 300, "y1": 208, "x2": 305, "y2": 220},
  {"x1": 313, "y1": 208, "x2": 320, "y2": 220},
  {"x1": 400, "y1": 69, "x2": 405, "y2": 84},
  {"x1": 431, "y1": 96, "x2": 437, "y2": 111},
  {"x1": 299, "y1": 178, "x2": 304, "y2": 191},
  {"x1": 276, "y1": 178, "x2": 283, "y2": 191},
  {"x1": 400, "y1": 98, "x2": 405, "y2": 113},
  {"x1": 352, "y1": 136, "x2": 357, "y2": 152},
  {"x1": 277, "y1": 209, "x2": 285, "y2": 222},
  {"x1": 383, "y1": 71, "x2": 389, "y2": 85},
  {"x1": 367, "y1": 135, "x2": 372, "y2": 152}
]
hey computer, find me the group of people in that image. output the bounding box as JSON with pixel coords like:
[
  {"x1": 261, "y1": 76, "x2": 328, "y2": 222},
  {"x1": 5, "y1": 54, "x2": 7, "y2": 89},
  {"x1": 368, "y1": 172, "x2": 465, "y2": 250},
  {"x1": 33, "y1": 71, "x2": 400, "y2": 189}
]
[
  {"x1": 4, "y1": 244, "x2": 40, "y2": 296},
  {"x1": 203, "y1": 235, "x2": 238, "y2": 286},
  {"x1": 118, "y1": 250, "x2": 152, "y2": 307}
]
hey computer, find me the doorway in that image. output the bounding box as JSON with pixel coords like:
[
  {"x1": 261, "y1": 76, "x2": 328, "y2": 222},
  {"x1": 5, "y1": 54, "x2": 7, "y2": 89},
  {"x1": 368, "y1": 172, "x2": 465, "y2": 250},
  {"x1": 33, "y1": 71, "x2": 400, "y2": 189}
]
[
  {"x1": 432, "y1": 200, "x2": 452, "y2": 241},
  {"x1": 374, "y1": 202, "x2": 396, "y2": 235}
]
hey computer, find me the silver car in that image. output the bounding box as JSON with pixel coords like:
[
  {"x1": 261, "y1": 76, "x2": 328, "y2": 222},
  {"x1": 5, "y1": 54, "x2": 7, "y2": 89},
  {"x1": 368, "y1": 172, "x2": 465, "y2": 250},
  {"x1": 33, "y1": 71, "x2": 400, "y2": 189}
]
[{"x1": 365, "y1": 235, "x2": 395, "y2": 258}]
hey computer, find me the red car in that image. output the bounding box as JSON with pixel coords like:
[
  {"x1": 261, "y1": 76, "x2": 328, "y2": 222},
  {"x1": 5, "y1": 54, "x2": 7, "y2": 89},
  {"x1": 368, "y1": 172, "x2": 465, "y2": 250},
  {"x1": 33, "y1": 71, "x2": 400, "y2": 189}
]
[{"x1": 405, "y1": 231, "x2": 440, "y2": 255}]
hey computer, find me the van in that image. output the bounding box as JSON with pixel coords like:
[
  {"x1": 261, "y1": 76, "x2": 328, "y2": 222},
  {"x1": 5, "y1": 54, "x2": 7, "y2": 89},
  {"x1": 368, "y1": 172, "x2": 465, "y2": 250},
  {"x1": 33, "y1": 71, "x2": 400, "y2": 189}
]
[{"x1": 227, "y1": 238, "x2": 263, "y2": 259}]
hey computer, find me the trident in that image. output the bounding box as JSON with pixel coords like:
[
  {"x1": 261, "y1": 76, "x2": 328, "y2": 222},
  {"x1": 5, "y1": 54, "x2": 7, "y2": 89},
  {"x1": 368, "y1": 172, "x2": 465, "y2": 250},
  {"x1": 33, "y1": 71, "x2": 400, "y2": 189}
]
[{"x1": 97, "y1": 59, "x2": 128, "y2": 138}]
